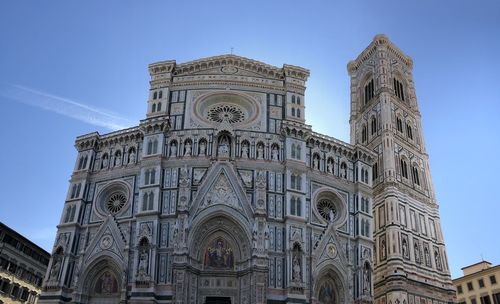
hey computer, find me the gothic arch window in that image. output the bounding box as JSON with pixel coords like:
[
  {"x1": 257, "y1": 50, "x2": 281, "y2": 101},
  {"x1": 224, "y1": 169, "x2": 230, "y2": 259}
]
[
  {"x1": 364, "y1": 78, "x2": 374, "y2": 105},
  {"x1": 400, "y1": 158, "x2": 409, "y2": 179},
  {"x1": 148, "y1": 192, "x2": 154, "y2": 210},
  {"x1": 153, "y1": 91, "x2": 158, "y2": 100},
  {"x1": 372, "y1": 162, "x2": 378, "y2": 181},
  {"x1": 297, "y1": 96, "x2": 301, "y2": 105},
  {"x1": 152, "y1": 103, "x2": 156, "y2": 113},
  {"x1": 291, "y1": 107, "x2": 296, "y2": 116},
  {"x1": 297, "y1": 108, "x2": 301, "y2": 118},
  {"x1": 290, "y1": 173, "x2": 302, "y2": 190},
  {"x1": 157, "y1": 102, "x2": 162, "y2": 111},
  {"x1": 292, "y1": 95, "x2": 296, "y2": 104},
  {"x1": 78, "y1": 156, "x2": 85, "y2": 170},
  {"x1": 396, "y1": 116, "x2": 403, "y2": 133},
  {"x1": 158, "y1": 90, "x2": 163, "y2": 99},
  {"x1": 142, "y1": 193, "x2": 149, "y2": 211},
  {"x1": 291, "y1": 143, "x2": 296, "y2": 159},
  {"x1": 370, "y1": 116, "x2": 377, "y2": 136},
  {"x1": 152, "y1": 139, "x2": 158, "y2": 154},
  {"x1": 361, "y1": 124, "x2": 367, "y2": 143},
  {"x1": 406, "y1": 123, "x2": 413, "y2": 140},
  {"x1": 290, "y1": 196, "x2": 302, "y2": 216},
  {"x1": 147, "y1": 140, "x2": 153, "y2": 155},
  {"x1": 393, "y1": 77, "x2": 405, "y2": 101},
  {"x1": 411, "y1": 165, "x2": 420, "y2": 186}
]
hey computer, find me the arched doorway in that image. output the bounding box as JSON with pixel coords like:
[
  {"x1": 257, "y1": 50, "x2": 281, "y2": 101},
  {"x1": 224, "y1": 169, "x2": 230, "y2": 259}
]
[
  {"x1": 313, "y1": 268, "x2": 347, "y2": 304},
  {"x1": 78, "y1": 258, "x2": 123, "y2": 304}
]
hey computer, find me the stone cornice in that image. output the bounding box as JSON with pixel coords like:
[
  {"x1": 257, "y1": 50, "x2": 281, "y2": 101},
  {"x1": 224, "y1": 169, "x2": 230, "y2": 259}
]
[
  {"x1": 74, "y1": 126, "x2": 143, "y2": 151},
  {"x1": 149, "y1": 54, "x2": 310, "y2": 82},
  {"x1": 347, "y1": 34, "x2": 413, "y2": 75}
]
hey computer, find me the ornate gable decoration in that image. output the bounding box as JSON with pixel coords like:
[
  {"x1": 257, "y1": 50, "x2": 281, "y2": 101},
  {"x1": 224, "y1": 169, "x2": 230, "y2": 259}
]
[
  {"x1": 201, "y1": 172, "x2": 242, "y2": 211},
  {"x1": 84, "y1": 216, "x2": 126, "y2": 266}
]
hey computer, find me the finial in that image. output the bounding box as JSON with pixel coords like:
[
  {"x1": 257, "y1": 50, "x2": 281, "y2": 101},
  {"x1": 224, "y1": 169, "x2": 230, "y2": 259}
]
[{"x1": 230, "y1": 47, "x2": 234, "y2": 55}]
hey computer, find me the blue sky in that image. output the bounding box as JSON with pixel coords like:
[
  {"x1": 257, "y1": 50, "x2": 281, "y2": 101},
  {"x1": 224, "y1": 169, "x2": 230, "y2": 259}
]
[{"x1": 0, "y1": 1, "x2": 499, "y2": 278}]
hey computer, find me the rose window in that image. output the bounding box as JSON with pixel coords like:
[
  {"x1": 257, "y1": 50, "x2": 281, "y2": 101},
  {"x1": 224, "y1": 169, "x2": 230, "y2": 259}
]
[
  {"x1": 317, "y1": 199, "x2": 337, "y2": 221},
  {"x1": 106, "y1": 192, "x2": 127, "y2": 213},
  {"x1": 206, "y1": 104, "x2": 246, "y2": 124}
]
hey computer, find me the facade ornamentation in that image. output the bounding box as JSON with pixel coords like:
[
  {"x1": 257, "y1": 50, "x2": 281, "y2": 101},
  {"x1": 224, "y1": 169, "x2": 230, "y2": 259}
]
[{"x1": 40, "y1": 35, "x2": 452, "y2": 304}]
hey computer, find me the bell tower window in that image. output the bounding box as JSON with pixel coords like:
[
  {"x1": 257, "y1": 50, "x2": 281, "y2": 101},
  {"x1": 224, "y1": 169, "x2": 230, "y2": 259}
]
[
  {"x1": 393, "y1": 78, "x2": 405, "y2": 101},
  {"x1": 364, "y1": 78, "x2": 374, "y2": 105}
]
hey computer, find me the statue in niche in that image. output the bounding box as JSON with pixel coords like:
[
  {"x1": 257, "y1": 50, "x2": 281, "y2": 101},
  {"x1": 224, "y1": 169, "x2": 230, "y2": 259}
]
[
  {"x1": 424, "y1": 247, "x2": 431, "y2": 266},
  {"x1": 327, "y1": 160, "x2": 333, "y2": 173},
  {"x1": 137, "y1": 248, "x2": 149, "y2": 278},
  {"x1": 435, "y1": 250, "x2": 442, "y2": 269},
  {"x1": 292, "y1": 254, "x2": 301, "y2": 282},
  {"x1": 49, "y1": 256, "x2": 61, "y2": 279},
  {"x1": 381, "y1": 239, "x2": 387, "y2": 260},
  {"x1": 313, "y1": 156, "x2": 319, "y2": 169},
  {"x1": 264, "y1": 225, "x2": 270, "y2": 250},
  {"x1": 402, "y1": 239, "x2": 409, "y2": 258},
  {"x1": 184, "y1": 141, "x2": 192, "y2": 156},
  {"x1": 318, "y1": 280, "x2": 336, "y2": 304},
  {"x1": 102, "y1": 155, "x2": 109, "y2": 169},
  {"x1": 363, "y1": 265, "x2": 371, "y2": 293},
  {"x1": 114, "y1": 154, "x2": 122, "y2": 167},
  {"x1": 204, "y1": 238, "x2": 234, "y2": 269},
  {"x1": 414, "y1": 243, "x2": 420, "y2": 263},
  {"x1": 199, "y1": 140, "x2": 206, "y2": 156},
  {"x1": 241, "y1": 142, "x2": 249, "y2": 158},
  {"x1": 129, "y1": 149, "x2": 136, "y2": 164},
  {"x1": 256, "y1": 144, "x2": 264, "y2": 159},
  {"x1": 218, "y1": 135, "x2": 230, "y2": 157},
  {"x1": 170, "y1": 142, "x2": 177, "y2": 157},
  {"x1": 271, "y1": 146, "x2": 279, "y2": 161}
]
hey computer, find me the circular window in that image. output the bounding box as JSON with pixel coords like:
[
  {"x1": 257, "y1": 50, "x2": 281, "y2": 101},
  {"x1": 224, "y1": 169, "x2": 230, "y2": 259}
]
[
  {"x1": 106, "y1": 192, "x2": 127, "y2": 213},
  {"x1": 193, "y1": 92, "x2": 259, "y2": 127},
  {"x1": 317, "y1": 199, "x2": 337, "y2": 221},
  {"x1": 207, "y1": 104, "x2": 246, "y2": 124}
]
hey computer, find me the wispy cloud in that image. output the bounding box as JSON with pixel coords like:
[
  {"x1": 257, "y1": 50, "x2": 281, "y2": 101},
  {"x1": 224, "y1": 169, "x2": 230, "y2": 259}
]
[{"x1": 0, "y1": 83, "x2": 136, "y2": 130}]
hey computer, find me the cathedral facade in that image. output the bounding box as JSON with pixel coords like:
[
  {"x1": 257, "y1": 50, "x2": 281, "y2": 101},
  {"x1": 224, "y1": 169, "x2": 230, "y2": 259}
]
[{"x1": 39, "y1": 35, "x2": 454, "y2": 304}]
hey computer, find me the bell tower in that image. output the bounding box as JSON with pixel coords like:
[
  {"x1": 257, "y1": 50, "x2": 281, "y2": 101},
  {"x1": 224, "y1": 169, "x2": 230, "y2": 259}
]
[{"x1": 348, "y1": 35, "x2": 455, "y2": 304}]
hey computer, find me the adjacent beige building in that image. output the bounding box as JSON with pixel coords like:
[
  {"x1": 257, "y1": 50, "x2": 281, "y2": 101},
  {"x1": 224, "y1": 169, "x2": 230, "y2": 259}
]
[
  {"x1": 453, "y1": 261, "x2": 500, "y2": 304},
  {"x1": 0, "y1": 222, "x2": 50, "y2": 304}
]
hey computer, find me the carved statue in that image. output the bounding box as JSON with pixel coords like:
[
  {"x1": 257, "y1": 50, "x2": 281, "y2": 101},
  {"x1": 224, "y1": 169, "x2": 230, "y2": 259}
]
[
  {"x1": 50, "y1": 256, "x2": 61, "y2": 279},
  {"x1": 256, "y1": 145, "x2": 264, "y2": 159},
  {"x1": 381, "y1": 239, "x2": 387, "y2": 260},
  {"x1": 271, "y1": 146, "x2": 279, "y2": 161},
  {"x1": 137, "y1": 249, "x2": 149, "y2": 278},
  {"x1": 199, "y1": 141, "x2": 206, "y2": 156},
  {"x1": 102, "y1": 156, "x2": 109, "y2": 168},
  {"x1": 241, "y1": 143, "x2": 249, "y2": 158},
  {"x1": 115, "y1": 155, "x2": 121, "y2": 167},
  {"x1": 292, "y1": 255, "x2": 301, "y2": 282},
  {"x1": 402, "y1": 239, "x2": 409, "y2": 257},
  {"x1": 313, "y1": 157, "x2": 319, "y2": 169},
  {"x1": 435, "y1": 250, "x2": 442, "y2": 269},
  {"x1": 129, "y1": 150, "x2": 136, "y2": 164},
  {"x1": 414, "y1": 243, "x2": 420, "y2": 263},
  {"x1": 264, "y1": 225, "x2": 270, "y2": 250},
  {"x1": 170, "y1": 142, "x2": 177, "y2": 157},
  {"x1": 184, "y1": 142, "x2": 192, "y2": 156},
  {"x1": 327, "y1": 161, "x2": 333, "y2": 173},
  {"x1": 218, "y1": 137, "x2": 230, "y2": 157},
  {"x1": 363, "y1": 266, "x2": 370, "y2": 293}
]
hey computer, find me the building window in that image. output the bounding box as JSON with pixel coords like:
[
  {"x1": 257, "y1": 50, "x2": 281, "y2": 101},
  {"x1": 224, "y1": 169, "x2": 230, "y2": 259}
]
[
  {"x1": 142, "y1": 192, "x2": 154, "y2": 211},
  {"x1": 147, "y1": 139, "x2": 159, "y2": 155},
  {"x1": 411, "y1": 166, "x2": 420, "y2": 186},
  {"x1": 292, "y1": 95, "x2": 296, "y2": 104},
  {"x1": 479, "y1": 278, "x2": 485, "y2": 288},
  {"x1": 481, "y1": 295, "x2": 492, "y2": 304},
  {"x1": 467, "y1": 282, "x2": 474, "y2": 291},
  {"x1": 492, "y1": 293, "x2": 500, "y2": 304},
  {"x1": 373, "y1": 162, "x2": 378, "y2": 181},
  {"x1": 393, "y1": 78, "x2": 405, "y2": 101},
  {"x1": 490, "y1": 275, "x2": 497, "y2": 285},
  {"x1": 364, "y1": 78, "x2": 374, "y2": 105},
  {"x1": 157, "y1": 102, "x2": 162, "y2": 111},
  {"x1": 400, "y1": 159, "x2": 408, "y2": 179},
  {"x1": 396, "y1": 117, "x2": 403, "y2": 133},
  {"x1": 457, "y1": 285, "x2": 463, "y2": 294},
  {"x1": 471, "y1": 299, "x2": 477, "y2": 304},
  {"x1": 158, "y1": 90, "x2": 163, "y2": 99},
  {"x1": 290, "y1": 196, "x2": 302, "y2": 216},
  {"x1": 290, "y1": 173, "x2": 302, "y2": 191},
  {"x1": 362, "y1": 125, "x2": 367, "y2": 143},
  {"x1": 406, "y1": 124, "x2": 413, "y2": 140},
  {"x1": 291, "y1": 143, "x2": 301, "y2": 160},
  {"x1": 370, "y1": 116, "x2": 377, "y2": 135},
  {"x1": 297, "y1": 108, "x2": 301, "y2": 118},
  {"x1": 291, "y1": 107, "x2": 296, "y2": 116},
  {"x1": 297, "y1": 96, "x2": 301, "y2": 105},
  {"x1": 153, "y1": 91, "x2": 158, "y2": 100}
]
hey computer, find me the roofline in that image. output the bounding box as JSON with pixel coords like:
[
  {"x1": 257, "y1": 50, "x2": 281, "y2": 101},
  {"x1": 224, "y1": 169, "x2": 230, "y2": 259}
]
[
  {"x1": 452, "y1": 264, "x2": 500, "y2": 282},
  {"x1": 0, "y1": 222, "x2": 51, "y2": 257},
  {"x1": 461, "y1": 260, "x2": 492, "y2": 270}
]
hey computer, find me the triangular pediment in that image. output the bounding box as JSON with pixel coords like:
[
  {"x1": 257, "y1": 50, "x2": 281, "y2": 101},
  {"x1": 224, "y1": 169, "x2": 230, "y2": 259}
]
[
  {"x1": 84, "y1": 215, "x2": 126, "y2": 267},
  {"x1": 313, "y1": 224, "x2": 349, "y2": 272},
  {"x1": 190, "y1": 162, "x2": 253, "y2": 222}
]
